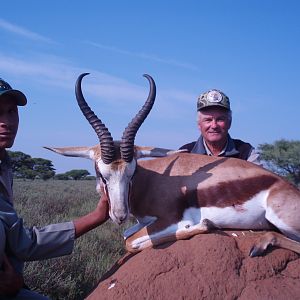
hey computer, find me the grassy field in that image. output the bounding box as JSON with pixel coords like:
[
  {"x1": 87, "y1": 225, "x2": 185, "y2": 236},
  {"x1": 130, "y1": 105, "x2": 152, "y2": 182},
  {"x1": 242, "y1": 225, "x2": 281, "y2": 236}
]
[{"x1": 13, "y1": 179, "x2": 130, "y2": 299}]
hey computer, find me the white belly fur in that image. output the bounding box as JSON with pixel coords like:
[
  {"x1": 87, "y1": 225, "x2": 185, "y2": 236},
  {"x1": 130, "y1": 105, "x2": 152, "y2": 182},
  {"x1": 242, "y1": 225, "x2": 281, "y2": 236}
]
[
  {"x1": 128, "y1": 190, "x2": 272, "y2": 249},
  {"x1": 200, "y1": 190, "x2": 270, "y2": 229}
]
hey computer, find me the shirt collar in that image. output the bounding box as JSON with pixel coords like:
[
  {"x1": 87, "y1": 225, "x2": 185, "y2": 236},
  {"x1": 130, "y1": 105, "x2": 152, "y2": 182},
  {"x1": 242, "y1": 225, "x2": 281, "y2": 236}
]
[
  {"x1": 192, "y1": 134, "x2": 240, "y2": 157},
  {"x1": 202, "y1": 138, "x2": 228, "y2": 156}
]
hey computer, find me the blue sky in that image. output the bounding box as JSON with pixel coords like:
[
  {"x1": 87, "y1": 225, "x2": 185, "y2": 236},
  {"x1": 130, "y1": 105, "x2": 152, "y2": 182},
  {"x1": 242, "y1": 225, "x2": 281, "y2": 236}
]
[{"x1": 1, "y1": 1, "x2": 299, "y2": 173}]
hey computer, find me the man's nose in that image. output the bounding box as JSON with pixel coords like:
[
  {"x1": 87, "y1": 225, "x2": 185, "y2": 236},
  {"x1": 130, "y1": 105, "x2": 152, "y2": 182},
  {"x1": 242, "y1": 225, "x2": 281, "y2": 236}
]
[
  {"x1": 0, "y1": 118, "x2": 11, "y2": 127},
  {"x1": 211, "y1": 119, "x2": 218, "y2": 127}
]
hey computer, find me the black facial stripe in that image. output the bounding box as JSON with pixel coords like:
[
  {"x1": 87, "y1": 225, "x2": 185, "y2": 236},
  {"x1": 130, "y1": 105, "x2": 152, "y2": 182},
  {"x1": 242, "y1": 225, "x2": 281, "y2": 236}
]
[{"x1": 99, "y1": 173, "x2": 106, "y2": 185}]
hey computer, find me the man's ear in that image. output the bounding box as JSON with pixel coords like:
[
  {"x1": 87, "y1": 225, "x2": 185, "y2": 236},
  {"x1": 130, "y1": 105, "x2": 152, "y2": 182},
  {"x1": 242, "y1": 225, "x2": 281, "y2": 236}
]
[
  {"x1": 196, "y1": 112, "x2": 201, "y2": 130},
  {"x1": 228, "y1": 116, "x2": 232, "y2": 129}
]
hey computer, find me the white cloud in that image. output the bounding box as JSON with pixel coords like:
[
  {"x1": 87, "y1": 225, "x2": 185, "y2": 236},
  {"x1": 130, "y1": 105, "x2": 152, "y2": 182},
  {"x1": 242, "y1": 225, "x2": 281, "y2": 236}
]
[
  {"x1": 0, "y1": 52, "x2": 195, "y2": 123},
  {"x1": 0, "y1": 53, "x2": 153, "y2": 103},
  {"x1": 0, "y1": 18, "x2": 55, "y2": 44},
  {"x1": 85, "y1": 41, "x2": 199, "y2": 71}
]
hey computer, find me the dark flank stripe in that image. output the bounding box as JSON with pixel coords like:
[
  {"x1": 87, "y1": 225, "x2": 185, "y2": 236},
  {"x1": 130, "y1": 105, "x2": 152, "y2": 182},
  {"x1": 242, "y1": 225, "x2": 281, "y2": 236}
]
[{"x1": 184, "y1": 175, "x2": 278, "y2": 208}]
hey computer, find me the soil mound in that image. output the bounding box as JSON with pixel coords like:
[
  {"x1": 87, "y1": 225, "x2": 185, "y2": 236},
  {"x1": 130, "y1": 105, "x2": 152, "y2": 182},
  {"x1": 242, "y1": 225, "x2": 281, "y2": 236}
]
[{"x1": 87, "y1": 230, "x2": 300, "y2": 300}]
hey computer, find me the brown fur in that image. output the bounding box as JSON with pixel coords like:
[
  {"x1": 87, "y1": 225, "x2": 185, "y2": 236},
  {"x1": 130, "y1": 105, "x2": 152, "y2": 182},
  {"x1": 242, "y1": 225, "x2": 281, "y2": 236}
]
[{"x1": 125, "y1": 153, "x2": 300, "y2": 255}]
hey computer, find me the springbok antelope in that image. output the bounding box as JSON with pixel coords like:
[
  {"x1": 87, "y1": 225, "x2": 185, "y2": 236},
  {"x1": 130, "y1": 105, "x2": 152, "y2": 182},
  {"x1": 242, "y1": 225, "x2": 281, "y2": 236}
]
[{"x1": 46, "y1": 73, "x2": 300, "y2": 256}]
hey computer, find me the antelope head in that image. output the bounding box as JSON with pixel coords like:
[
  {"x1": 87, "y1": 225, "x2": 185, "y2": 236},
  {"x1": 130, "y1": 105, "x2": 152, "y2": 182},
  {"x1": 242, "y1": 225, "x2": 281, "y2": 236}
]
[{"x1": 45, "y1": 73, "x2": 180, "y2": 224}]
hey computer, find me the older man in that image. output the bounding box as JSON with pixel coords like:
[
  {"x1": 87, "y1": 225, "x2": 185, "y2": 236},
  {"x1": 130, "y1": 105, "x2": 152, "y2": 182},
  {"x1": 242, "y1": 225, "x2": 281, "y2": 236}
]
[
  {"x1": 0, "y1": 78, "x2": 109, "y2": 299},
  {"x1": 180, "y1": 89, "x2": 259, "y2": 163}
]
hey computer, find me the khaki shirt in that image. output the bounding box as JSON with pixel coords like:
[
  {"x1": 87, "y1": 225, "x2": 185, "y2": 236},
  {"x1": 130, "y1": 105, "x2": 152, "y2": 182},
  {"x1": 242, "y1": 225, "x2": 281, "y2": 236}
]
[{"x1": 0, "y1": 152, "x2": 75, "y2": 274}]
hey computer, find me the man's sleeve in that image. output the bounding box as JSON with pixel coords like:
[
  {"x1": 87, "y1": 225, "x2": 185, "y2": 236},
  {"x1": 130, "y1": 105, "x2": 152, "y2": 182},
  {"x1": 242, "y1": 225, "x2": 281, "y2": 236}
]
[
  {"x1": 247, "y1": 147, "x2": 261, "y2": 165},
  {"x1": 178, "y1": 141, "x2": 195, "y2": 152},
  {"x1": 0, "y1": 196, "x2": 75, "y2": 261}
]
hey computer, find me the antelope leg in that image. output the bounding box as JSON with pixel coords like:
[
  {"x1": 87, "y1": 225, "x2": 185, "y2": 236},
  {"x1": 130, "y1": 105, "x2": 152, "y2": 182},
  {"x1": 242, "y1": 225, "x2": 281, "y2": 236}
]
[
  {"x1": 126, "y1": 218, "x2": 215, "y2": 253},
  {"x1": 250, "y1": 231, "x2": 300, "y2": 257}
]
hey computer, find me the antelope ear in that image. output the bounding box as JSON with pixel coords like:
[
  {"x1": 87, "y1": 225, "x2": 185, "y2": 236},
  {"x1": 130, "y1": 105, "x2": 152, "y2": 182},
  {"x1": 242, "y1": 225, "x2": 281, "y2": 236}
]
[
  {"x1": 44, "y1": 145, "x2": 101, "y2": 161},
  {"x1": 135, "y1": 146, "x2": 187, "y2": 159}
]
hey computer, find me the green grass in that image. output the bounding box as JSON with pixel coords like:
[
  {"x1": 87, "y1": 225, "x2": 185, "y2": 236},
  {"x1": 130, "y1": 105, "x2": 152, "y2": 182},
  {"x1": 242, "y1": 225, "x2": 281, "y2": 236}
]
[{"x1": 13, "y1": 179, "x2": 131, "y2": 300}]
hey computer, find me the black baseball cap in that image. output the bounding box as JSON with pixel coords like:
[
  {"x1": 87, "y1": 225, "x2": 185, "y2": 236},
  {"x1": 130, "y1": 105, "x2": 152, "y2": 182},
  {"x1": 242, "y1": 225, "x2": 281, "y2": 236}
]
[{"x1": 0, "y1": 78, "x2": 27, "y2": 106}]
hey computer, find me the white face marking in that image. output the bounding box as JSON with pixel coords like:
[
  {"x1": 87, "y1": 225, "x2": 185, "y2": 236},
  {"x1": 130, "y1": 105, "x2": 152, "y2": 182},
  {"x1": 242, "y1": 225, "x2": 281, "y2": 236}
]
[
  {"x1": 97, "y1": 159, "x2": 137, "y2": 224},
  {"x1": 95, "y1": 177, "x2": 101, "y2": 194}
]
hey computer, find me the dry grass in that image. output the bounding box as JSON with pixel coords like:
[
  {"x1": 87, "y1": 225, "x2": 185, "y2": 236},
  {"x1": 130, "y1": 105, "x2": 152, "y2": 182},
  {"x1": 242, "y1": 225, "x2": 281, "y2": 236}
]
[{"x1": 13, "y1": 179, "x2": 131, "y2": 299}]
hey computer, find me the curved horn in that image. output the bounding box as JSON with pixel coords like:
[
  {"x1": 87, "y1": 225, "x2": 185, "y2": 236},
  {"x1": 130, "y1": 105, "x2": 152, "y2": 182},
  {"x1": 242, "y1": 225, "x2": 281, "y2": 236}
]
[
  {"x1": 120, "y1": 74, "x2": 156, "y2": 162},
  {"x1": 75, "y1": 73, "x2": 115, "y2": 164}
]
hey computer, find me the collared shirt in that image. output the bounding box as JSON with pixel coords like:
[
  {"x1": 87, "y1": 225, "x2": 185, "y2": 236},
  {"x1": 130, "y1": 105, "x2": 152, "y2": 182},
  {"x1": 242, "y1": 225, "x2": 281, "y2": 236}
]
[
  {"x1": 0, "y1": 152, "x2": 14, "y2": 203},
  {"x1": 202, "y1": 138, "x2": 228, "y2": 157},
  {"x1": 179, "y1": 134, "x2": 260, "y2": 164},
  {"x1": 0, "y1": 151, "x2": 75, "y2": 274}
]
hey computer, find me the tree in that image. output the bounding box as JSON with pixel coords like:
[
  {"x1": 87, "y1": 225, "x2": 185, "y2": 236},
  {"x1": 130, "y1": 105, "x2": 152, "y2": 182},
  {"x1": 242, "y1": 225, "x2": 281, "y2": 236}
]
[
  {"x1": 32, "y1": 158, "x2": 55, "y2": 180},
  {"x1": 8, "y1": 151, "x2": 55, "y2": 180},
  {"x1": 53, "y1": 173, "x2": 70, "y2": 180},
  {"x1": 65, "y1": 169, "x2": 90, "y2": 180},
  {"x1": 8, "y1": 151, "x2": 34, "y2": 178},
  {"x1": 18, "y1": 166, "x2": 37, "y2": 180},
  {"x1": 258, "y1": 139, "x2": 300, "y2": 186}
]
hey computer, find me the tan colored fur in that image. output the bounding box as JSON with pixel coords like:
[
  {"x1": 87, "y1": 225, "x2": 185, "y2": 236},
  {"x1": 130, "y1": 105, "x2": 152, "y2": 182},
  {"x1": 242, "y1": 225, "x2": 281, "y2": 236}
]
[{"x1": 45, "y1": 146, "x2": 300, "y2": 256}]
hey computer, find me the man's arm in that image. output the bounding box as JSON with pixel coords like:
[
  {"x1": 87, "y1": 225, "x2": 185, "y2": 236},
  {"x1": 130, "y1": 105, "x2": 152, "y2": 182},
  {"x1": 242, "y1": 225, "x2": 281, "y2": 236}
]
[
  {"x1": 1, "y1": 192, "x2": 109, "y2": 261},
  {"x1": 0, "y1": 194, "x2": 109, "y2": 297},
  {"x1": 74, "y1": 194, "x2": 109, "y2": 238},
  {"x1": 178, "y1": 141, "x2": 196, "y2": 152}
]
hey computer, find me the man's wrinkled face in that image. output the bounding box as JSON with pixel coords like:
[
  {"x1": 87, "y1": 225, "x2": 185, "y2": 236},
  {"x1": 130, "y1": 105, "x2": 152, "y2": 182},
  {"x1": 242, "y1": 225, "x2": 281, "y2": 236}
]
[
  {"x1": 198, "y1": 107, "x2": 231, "y2": 144},
  {"x1": 0, "y1": 96, "x2": 19, "y2": 149}
]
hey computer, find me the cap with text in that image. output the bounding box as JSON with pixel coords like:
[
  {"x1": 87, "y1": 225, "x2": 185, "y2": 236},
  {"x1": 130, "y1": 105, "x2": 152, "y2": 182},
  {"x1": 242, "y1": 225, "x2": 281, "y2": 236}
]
[
  {"x1": 197, "y1": 89, "x2": 230, "y2": 111},
  {"x1": 0, "y1": 78, "x2": 27, "y2": 106}
]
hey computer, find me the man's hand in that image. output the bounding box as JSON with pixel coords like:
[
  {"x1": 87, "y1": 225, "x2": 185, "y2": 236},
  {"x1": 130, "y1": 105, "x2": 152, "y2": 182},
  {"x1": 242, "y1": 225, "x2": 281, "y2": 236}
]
[
  {"x1": 95, "y1": 192, "x2": 110, "y2": 222},
  {"x1": 74, "y1": 194, "x2": 110, "y2": 238},
  {"x1": 0, "y1": 255, "x2": 24, "y2": 296}
]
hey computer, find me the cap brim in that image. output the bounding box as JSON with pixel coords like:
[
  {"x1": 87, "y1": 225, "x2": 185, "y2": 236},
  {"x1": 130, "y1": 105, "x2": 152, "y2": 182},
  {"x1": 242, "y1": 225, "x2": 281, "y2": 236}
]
[
  {"x1": 0, "y1": 89, "x2": 27, "y2": 106},
  {"x1": 198, "y1": 103, "x2": 230, "y2": 111}
]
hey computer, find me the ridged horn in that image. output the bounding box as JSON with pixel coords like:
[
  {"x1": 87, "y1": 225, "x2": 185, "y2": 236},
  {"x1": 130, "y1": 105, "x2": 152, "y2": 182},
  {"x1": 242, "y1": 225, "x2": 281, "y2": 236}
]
[
  {"x1": 120, "y1": 74, "x2": 156, "y2": 162},
  {"x1": 75, "y1": 73, "x2": 115, "y2": 164}
]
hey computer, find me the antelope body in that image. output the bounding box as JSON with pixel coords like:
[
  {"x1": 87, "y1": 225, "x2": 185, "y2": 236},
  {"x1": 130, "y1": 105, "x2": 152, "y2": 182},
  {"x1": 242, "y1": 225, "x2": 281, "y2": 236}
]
[{"x1": 46, "y1": 73, "x2": 300, "y2": 256}]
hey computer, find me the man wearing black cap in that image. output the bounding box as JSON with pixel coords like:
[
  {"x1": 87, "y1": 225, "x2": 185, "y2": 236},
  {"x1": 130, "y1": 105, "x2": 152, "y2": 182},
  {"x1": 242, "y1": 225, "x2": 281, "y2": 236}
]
[
  {"x1": 180, "y1": 89, "x2": 259, "y2": 162},
  {"x1": 0, "y1": 79, "x2": 109, "y2": 299}
]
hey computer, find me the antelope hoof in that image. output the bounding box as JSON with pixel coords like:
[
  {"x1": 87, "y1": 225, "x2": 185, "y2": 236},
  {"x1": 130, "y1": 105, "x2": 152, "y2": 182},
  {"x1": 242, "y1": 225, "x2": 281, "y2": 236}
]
[
  {"x1": 249, "y1": 245, "x2": 264, "y2": 257},
  {"x1": 249, "y1": 232, "x2": 278, "y2": 257},
  {"x1": 249, "y1": 242, "x2": 271, "y2": 257},
  {"x1": 202, "y1": 218, "x2": 218, "y2": 230}
]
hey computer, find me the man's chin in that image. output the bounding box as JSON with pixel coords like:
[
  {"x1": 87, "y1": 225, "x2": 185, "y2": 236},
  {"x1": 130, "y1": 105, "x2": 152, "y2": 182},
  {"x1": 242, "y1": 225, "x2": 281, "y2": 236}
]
[
  {"x1": 0, "y1": 141, "x2": 15, "y2": 149},
  {"x1": 206, "y1": 136, "x2": 223, "y2": 143}
]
